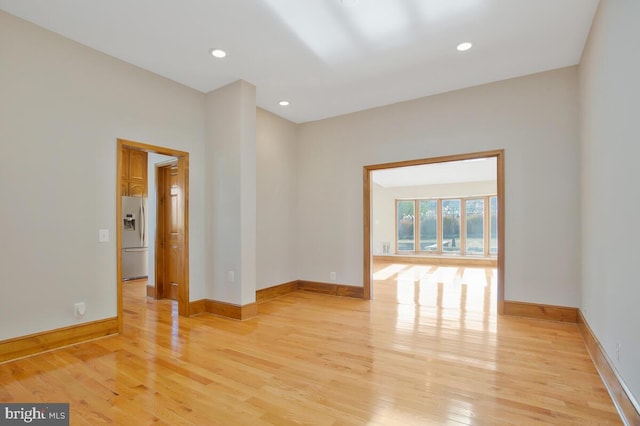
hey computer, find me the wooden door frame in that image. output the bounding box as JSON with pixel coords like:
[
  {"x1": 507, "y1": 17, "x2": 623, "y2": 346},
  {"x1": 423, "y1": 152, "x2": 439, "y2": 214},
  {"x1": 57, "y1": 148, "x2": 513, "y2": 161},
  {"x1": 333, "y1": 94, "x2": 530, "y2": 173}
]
[
  {"x1": 363, "y1": 149, "x2": 506, "y2": 314},
  {"x1": 117, "y1": 139, "x2": 190, "y2": 333}
]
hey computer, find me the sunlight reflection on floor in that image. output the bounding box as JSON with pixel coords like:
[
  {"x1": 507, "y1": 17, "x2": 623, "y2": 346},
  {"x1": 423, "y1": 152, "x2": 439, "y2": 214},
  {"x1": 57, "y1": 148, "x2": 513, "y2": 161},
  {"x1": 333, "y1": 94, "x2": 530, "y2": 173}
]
[{"x1": 373, "y1": 262, "x2": 498, "y2": 335}]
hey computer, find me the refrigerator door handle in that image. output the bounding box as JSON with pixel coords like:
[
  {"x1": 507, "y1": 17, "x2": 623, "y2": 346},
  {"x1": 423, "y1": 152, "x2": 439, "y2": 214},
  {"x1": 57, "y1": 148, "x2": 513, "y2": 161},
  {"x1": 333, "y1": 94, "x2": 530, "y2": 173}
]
[{"x1": 140, "y1": 199, "x2": 145, "y2": 247}]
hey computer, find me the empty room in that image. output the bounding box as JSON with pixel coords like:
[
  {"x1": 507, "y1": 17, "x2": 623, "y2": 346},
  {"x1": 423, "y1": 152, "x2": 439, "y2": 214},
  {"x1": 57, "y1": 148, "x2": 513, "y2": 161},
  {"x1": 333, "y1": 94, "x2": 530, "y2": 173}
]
[{"x1": 0, "y1": 1, "x2": 638, "y2": 425}]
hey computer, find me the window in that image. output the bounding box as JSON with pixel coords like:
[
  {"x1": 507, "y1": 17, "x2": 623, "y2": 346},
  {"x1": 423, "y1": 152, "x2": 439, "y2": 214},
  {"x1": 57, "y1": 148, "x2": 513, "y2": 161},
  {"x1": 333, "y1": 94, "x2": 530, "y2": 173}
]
[
  {"x1": 397, "y1": 200, "x2": 415, "y2": 251},
  {"x1": 465, "y1": 199, "x2": 484, "y2": 255},
  {"x1": 419, "y1": 200, "x2": 437, "y2": 252},
  {"x1": 490, "y1": 196, "x2": 498, "y2": 255},
  {"x1": 442, "y1": 199, "x2": 461, "y2": 254},
  {"x1": 395, "y1": 195, "x2": 497, "y2": 256}
]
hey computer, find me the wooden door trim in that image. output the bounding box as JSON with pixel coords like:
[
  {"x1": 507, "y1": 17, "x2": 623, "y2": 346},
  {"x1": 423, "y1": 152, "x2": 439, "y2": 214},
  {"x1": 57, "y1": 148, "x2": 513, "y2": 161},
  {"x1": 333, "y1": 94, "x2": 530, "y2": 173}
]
[
  {"x1": 363, "y1": 150, "x2": 505, "y2": 314},
  {"x1": 117, "y1": 139, "x2": 190, "y2": 333}
]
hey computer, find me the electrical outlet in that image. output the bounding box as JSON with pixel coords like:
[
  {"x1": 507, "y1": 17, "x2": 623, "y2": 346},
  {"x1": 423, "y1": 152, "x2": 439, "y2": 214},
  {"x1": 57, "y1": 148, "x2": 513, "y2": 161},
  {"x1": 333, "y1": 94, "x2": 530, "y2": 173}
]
[
  {"x1": 74, "y1": 302, "x2": 86, "y2": 318},
  {"x1": 98, "y1": 229, "x2": 109, "y2": 242},
  {"x1": 228, "y1": 271, "x2": 235, "y2": 283},
  {"x1": 616, "y1": 343, "x2": 621, "y2": 361},
  {"x1": 330, "y1": 272, "x2": 336, "y2": 281}
]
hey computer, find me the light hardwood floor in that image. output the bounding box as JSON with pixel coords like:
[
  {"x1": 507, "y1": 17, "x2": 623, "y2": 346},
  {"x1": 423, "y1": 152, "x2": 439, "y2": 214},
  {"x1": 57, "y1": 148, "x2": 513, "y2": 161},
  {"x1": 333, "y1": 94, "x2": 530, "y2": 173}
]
[{"x1": 0, "y1": 262, "x2": 621, "y2": 425}]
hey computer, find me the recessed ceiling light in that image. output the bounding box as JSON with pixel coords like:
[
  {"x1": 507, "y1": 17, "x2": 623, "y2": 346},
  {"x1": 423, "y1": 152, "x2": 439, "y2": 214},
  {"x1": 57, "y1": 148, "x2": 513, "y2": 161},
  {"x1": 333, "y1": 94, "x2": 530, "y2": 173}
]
[
  {"x1": 278, "y1": 100, "x2": 290, "y2": 107},
  {"x1": 210, "y1": 48, "x2": 226, "y2": 58},
  {"x1": 456, "y1": 42, "x2": 473, "y2": 52}
]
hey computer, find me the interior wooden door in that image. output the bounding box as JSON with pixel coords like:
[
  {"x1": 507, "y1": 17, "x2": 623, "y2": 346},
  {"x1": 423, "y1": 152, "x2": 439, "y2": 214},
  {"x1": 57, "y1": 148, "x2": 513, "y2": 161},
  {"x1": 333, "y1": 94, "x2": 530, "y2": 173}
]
[{"x1": 157, "y1": 163, "x2": 181, "y2": 301}]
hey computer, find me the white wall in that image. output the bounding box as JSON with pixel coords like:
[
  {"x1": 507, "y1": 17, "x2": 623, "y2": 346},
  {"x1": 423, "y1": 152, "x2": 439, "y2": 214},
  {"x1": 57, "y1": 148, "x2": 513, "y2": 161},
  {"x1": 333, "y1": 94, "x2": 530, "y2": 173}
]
[
  {"x1": 372, "y1": 180, "x2": 496, "y2": 254},
  {"x1": 7, "y1": 11, "x2": 632, "y2": 405},
  {"x1": 146, "y1": 153, "x2": 177, "y2": 291},
  {"x1": 579, "y1": 0, "x2": 640, "y2": 405},
  {"x1": 0, "y1": 11, "x2": 206, "y2": 339},
  {"x1": 256, "y1": 108, "x2": 298, "y2": 289},
  {"x1": 372, "y1": 183, "x2": 395, "y2": 255},
  {"x1": 205, "y1": 81, "x2": 257, "y2": 305},
  {"x1": 297, "y1": 67, "x2": 581, "y2": 306}
]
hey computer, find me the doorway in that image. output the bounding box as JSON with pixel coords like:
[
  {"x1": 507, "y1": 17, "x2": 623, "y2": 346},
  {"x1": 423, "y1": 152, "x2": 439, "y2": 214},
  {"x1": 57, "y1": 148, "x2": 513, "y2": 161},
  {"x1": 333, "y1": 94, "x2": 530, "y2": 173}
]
[
  {"x1": 363, "y1": 150, "x2": 505, "y2": 313},
  {"x1": 116, "y1": 139, "x2": 190, "y2": 333}
]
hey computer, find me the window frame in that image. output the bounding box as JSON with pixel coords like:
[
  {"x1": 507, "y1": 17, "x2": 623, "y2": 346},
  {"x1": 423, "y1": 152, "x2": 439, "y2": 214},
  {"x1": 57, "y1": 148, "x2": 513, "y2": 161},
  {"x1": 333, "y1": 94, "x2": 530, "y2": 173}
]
[{"x1": 395, "y1": 195, "x2": 497, "y2": 256}]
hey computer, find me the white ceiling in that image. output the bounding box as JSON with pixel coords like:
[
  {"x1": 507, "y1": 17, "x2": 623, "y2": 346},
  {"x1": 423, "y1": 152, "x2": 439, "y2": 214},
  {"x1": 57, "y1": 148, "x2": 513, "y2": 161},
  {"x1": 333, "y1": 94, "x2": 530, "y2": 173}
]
[
  {"x1": 0, "y1": 0, "x2": 599, "y2": 123},
  {"x1": 372, "y1": 157, "x2": 497, "y2": 187}
]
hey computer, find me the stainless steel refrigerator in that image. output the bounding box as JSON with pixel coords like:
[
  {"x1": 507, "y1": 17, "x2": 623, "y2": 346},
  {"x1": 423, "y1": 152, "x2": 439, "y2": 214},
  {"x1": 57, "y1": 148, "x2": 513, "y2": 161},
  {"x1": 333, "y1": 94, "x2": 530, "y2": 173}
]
[{"x1": 122, "y1": 196, "x2": 148, "y2": 280}]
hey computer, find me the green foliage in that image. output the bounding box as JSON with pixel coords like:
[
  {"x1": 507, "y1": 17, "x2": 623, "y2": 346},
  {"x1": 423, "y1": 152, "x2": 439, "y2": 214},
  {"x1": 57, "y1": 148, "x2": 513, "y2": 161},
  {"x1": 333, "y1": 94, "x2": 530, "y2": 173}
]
[
  {"x1": 397, "y1": 201, "x2": 414, "y2": 217},
  {"x1": 442, "y1": 215, "x2": 460, "y2": 238},
  {"x1": 419, "y1": 218, "x2": 437, "y2": 239},
  {"x1": 398, "y1": 217, "x2": 414, "y2": 240},
  {"x1": 466, "y1": 214, "x2": 483, "y2": 237}
]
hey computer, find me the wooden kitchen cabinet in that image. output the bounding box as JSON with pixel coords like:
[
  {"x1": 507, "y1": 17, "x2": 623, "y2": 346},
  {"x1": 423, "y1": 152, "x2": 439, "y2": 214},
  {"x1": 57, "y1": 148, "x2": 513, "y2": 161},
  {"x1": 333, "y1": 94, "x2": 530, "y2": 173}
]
[
  {"x1": 121, "y1": 147, "x2": 148, "y2": 196},
  {"x1": 121, "y1": 148, "x2": 130, "y2": 181},
  {"x1": 128, "y1": 150, "x2": 147, "y2": 182},
  {"x1": 128, "y1": 181, "x2": 146, "y2": 197}
]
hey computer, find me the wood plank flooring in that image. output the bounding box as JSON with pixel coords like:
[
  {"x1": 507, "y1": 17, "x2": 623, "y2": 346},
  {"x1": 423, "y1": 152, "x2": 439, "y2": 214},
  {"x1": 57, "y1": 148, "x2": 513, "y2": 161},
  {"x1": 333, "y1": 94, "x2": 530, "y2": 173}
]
[{"x1": 0, "y1": 262, "x2": 621, "y2": 425}]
